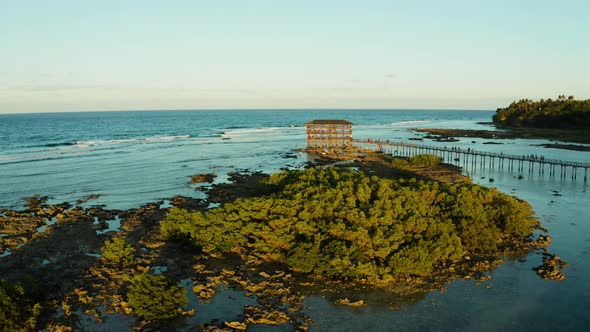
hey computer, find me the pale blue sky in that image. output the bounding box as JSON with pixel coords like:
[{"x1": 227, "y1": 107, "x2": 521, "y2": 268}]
[{"x1": 1, "y1": 0, "x2": 589, "y2": 113}]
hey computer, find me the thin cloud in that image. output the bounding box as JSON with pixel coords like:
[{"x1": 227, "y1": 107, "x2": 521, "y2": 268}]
[{"x1": 1, "y1": 84, "x2": 114, "y2": 92}]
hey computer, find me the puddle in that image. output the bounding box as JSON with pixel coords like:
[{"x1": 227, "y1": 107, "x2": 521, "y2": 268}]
[
  {"x1": 37, "y1": 217, "x2": 58, "y2": 233},
  {"x1": 180, "y1": 279, "x2": 256, "y2": 330},
  {"x1": 75, "y1": 308, "x2": 135, "y2": 331},
  {"x1": 42, "y1": 258, "x2": 51, "y2": 265},
  {"x1": 208, "y1": 203, "x2": 221, "y2": 209},
  {"x1": 0, "y1": 250, "x2": 12, "y2": 258},
  {"x1": 160, "y1": 200, "x2": 172, "y2": 209},
  {"x1": 86, "y1": 253, "x2": 101, "y2": 258},
  {"x1": 151, "y1": 266, "x2": 168, "y2": 275},
  {"x1": 96, "y1": 216, "x2": 121, "y2": 235}
]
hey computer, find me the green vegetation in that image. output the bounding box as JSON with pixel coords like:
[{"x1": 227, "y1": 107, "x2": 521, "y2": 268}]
[
  {"x1": 393, "y1": 154, "x2": 442, "y2": 168},
  {"x1": 127, "y1": 273, "x2": 188, "y2": 321},
  {"x1": 161, "y1": 168, "x2": 538, "y2": 282},
  {"x1": 101, "y1": 238, "x2": 136, "y2": 268},
  {"x1": 493, "y1": 95, "x2": 590, "y2": 128},
  {"x1": 0, "y1": 278, "x2": 46, "y2": 332},
  {"x1": 409, "y1": 154, "x2": 442, "y2": 167}
]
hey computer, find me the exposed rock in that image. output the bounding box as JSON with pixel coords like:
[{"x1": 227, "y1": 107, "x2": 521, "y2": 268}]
[
  {"x1": 533, "y1": 143, "x2": 590, "y2": 152},
  {"x1": 414, "y1": 127, "x2": 590, "y2": 145},
  {"x1": 224, "y1": 321, "x2": 247, "y2": 330},
  {"x1": 533, "y1": 253, "x2": 567, "y2": 280},
  {"x1": 335, "y1": 298, "x2": 367, "y2": 307},
  {"x1": 188, "y1": 173, "x2": 217, "y2": 184},
  {"x1": 170, "y1": 196, "x2": 207, "y2": 211},
  {"x1": 529, "y1": 235, "x2": 552, "y2": 247},
  {"x1": 206, "y1": 172, "x2": 269, "y2": 204},
  {"x1": 75, "y1": 194, "x2": 101, "y2": 205},
  {"x1": 280, "y1": 152, "x2": 298, "y2": 159},
  {"x1": 245, "y1": 305, "x2": 291, "y2": 325}
]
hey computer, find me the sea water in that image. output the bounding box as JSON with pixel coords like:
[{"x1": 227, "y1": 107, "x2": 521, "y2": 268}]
[{"x1": 1, "y1": 109, "x2": 589, "y2": 330}]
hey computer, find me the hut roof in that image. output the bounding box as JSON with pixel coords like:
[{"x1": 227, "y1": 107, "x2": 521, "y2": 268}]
[{"x1": 305, "y1": 119, "x2": 352, "y2": 125}]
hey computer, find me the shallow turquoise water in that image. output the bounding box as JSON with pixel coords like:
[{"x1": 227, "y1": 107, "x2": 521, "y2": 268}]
[{"x1": 1, "y1": 109, "x2": 589, "y2": 330}]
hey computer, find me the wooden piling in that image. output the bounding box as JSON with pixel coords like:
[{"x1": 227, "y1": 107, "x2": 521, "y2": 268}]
[{"x1": 351, "y1": 139, "x2": 589, "y2": 183}]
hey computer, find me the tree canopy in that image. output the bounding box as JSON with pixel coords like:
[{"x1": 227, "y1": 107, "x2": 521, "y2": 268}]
[
  {"x1": 100, "y1": 237, "x2": 136, "y2": 268},
  {"x1": 161, "y1": 168, "x2": 539, "y2": 282},
  {"x1": 0, "y1": 278, "x2": 46, "y2": 332},
  {"x1": 127, "y1": 273, "x2": 188, "y2": 321},
  {"x1": 493, "y1": 95, "x2": 590, "y2": 129}
]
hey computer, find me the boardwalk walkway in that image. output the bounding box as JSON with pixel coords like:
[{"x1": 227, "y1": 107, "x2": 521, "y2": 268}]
[{"x1": 352, "y1": 139, "x2": 590, "y2": 182}]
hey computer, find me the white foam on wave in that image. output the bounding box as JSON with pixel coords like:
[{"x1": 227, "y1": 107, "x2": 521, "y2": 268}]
[
  {"x1": 0, "y1": 135, "x2": 192, "y2": 164},
  {"x1": 0, "y1": 149, "x2": 87, "y2": 163},
  {"x1": 74, "y1": 135, "x2": 190, "y2": 147},
  {"x1": 221, "y1": 126, "x2": 303, "y2": 140},
  {"x1": 225, "y1": 127, "x2": 280, "y2": 135},
  {"x1": 72, "y1": 138, "x2": 136, "y2": 148},
  {"x1": 354, "y1": 121, "x2": 432, "y2": 130},
  {"x1": 144, "y1": 134, "x2": 190, "y2": 142},
  {"x1": 389, "y1": 120, "x2": 431, "y2": 126}
]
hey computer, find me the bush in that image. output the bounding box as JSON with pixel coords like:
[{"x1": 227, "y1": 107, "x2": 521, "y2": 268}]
[
  {"x1": 101, "y1": 238, "x2": 136, "y2": 268},
  {"x1": 409, "y1": 154, "x2": 442, "y2": 167},
  {"x1": 0, "y1": 278, "x2": 45, "y2": 332},
  {"x1": 127, "y1": 273, "x2": 188, "y2": 321}
]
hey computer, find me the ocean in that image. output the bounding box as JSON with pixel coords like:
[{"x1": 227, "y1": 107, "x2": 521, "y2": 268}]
[{"x1": 1, "y1": 109, "x2": 589, "y2": 330}]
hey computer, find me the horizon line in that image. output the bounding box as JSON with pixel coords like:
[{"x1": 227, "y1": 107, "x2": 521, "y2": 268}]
[{"x1": 0, "y1": 107, "x2": 495, "y2": 116}]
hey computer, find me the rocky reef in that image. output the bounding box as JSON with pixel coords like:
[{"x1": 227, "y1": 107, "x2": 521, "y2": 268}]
[{"x1": 0, "y1": 156, "x2": 567, "y2": 331}]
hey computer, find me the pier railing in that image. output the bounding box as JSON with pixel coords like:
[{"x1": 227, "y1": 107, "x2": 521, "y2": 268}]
[{"x1": 352, "y1": 139, "x2": 590, "y2": 182}]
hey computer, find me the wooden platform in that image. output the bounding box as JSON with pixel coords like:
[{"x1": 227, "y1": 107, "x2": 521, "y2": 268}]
[{"x1": 352, "y1": 139, "x2": 590, "y2": 182}]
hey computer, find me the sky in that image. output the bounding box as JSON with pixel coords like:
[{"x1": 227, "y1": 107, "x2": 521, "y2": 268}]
[{"x1": 1, "y1": 0, "x2": 589, "y2": 114}]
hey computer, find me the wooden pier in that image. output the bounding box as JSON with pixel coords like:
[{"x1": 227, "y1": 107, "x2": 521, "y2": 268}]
[{"x1": 352, "y1": 139, "x2": 590, "y2": 183}]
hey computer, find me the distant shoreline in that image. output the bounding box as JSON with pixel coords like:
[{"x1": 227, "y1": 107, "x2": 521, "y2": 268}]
[{"x1": 414, "y1": 127, "x2": 590, "y2": 147}]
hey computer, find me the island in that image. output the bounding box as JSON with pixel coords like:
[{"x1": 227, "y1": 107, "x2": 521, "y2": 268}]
[
  {"x1": 416, "y1": 96, "x2": 590, "y2": 148},
  {"x1": 493, "y1": 95, "x2": 590, "y2": 129}
]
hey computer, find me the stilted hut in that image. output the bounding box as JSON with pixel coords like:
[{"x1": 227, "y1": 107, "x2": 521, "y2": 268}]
[{"x1": 306, "y1": 120, "x2": 353, "y2": 152}]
